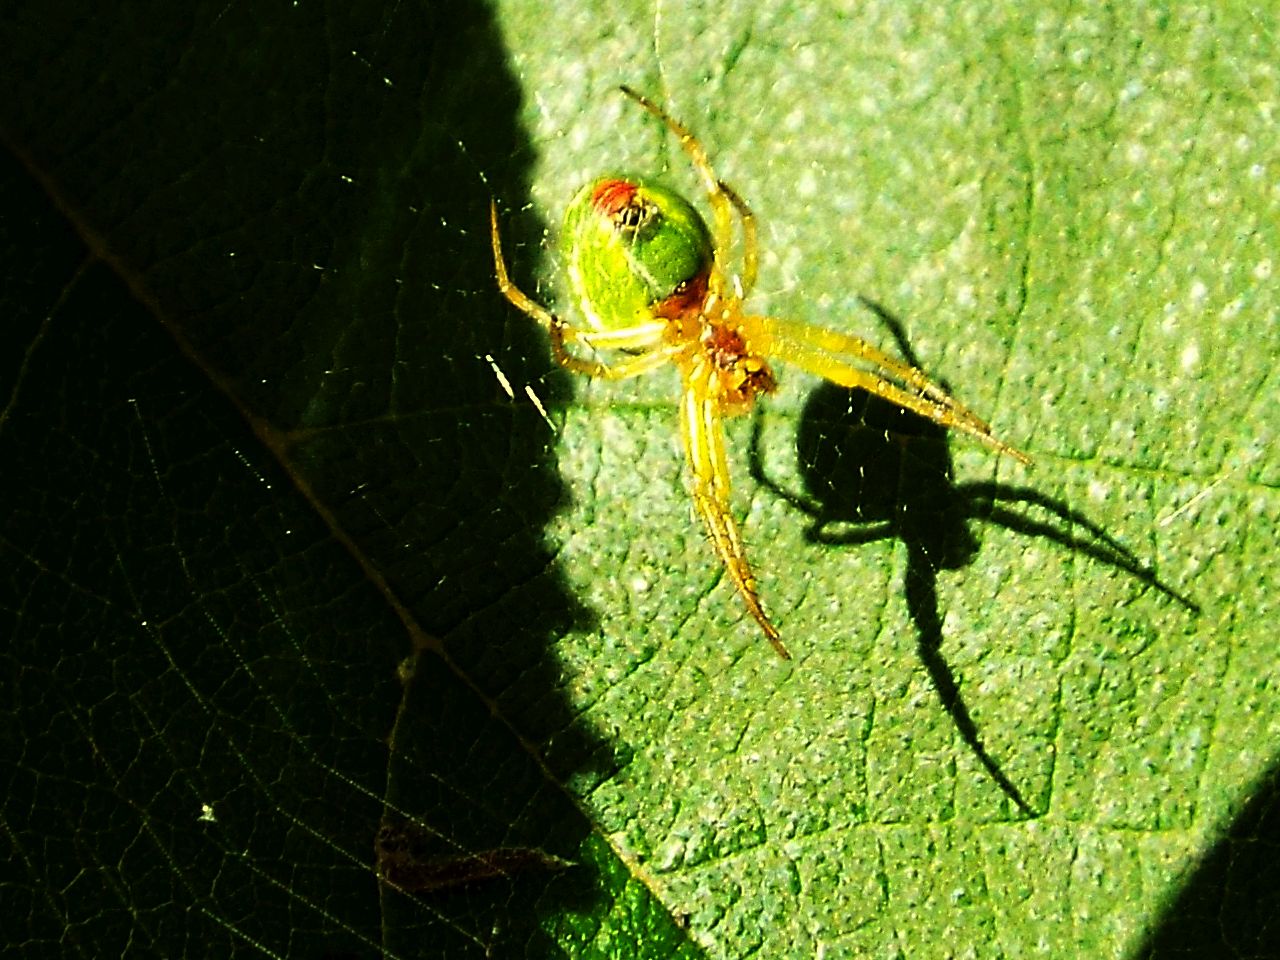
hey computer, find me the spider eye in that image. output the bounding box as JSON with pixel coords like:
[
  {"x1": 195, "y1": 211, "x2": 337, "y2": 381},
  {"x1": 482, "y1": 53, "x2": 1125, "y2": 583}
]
[{"x1": 612, "y1": 197, "x2": 659, "y2": 236}]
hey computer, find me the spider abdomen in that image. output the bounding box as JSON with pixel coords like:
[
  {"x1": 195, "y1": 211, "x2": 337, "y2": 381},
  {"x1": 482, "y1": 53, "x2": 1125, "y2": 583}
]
[{"x1": 564, "y1": 175, "x2": 713, "y2": 335}]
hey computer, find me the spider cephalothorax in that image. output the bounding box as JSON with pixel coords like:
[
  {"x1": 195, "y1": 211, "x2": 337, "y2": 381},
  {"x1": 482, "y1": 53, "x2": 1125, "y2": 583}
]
[
  {"x1": 490, "y1": 86, "x2": 1029, "y2": 658},
  {"x1": 696, "y1": 322, "x2": 777, "y2": 412}
]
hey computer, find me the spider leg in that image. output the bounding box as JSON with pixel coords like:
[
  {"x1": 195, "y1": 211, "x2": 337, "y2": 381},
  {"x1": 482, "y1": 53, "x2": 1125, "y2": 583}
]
[
  {"x1": 549, "y1": 325, "x2": 680, "y2": 380},
  {"x1": 756, "y1": 314, "x2": 1031, "y2": 464},
  {"x1": 681, "y1": 370, "x2": 791, "y2": 659},
  {"x1": 490, "y1": 198, "x2": 671, "y2": 379},
  {"x1": 618, "y1": 86, "x2": 746, "y2": 300},
  {"x1": 490, "y1": 199, "x2": 559, "y2": 328},
  {"x1": 717, "y1": 178, "x2": 758, "y2": 298}
]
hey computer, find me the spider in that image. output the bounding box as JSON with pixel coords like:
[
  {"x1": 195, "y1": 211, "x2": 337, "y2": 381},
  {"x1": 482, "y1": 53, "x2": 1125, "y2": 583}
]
[{"x1": 489, "y1": 86, "x2": 1030, "y2": 659}]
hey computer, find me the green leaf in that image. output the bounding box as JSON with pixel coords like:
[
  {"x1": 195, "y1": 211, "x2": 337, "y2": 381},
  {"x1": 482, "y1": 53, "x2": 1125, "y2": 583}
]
[{"x1": 3, "y1": 2, "x2": 1276, "y2": 960}]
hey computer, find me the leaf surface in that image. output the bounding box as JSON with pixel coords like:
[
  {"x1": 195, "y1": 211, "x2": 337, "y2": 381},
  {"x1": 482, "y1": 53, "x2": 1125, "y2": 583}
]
[{"x1": 2, "y1": 1, "x2": 1275, "y2": 958}]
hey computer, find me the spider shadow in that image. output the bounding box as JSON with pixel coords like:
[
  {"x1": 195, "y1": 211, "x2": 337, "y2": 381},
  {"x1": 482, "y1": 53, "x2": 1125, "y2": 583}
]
[{"x1": 749, "y1": 298, "x2": 1198, "y2": 817}]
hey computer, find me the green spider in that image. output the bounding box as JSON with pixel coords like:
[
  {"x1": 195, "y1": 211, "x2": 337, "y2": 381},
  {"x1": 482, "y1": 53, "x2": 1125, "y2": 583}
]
[{"x1": 489, "y1": 86, "x2": 1029, "y2": 659}]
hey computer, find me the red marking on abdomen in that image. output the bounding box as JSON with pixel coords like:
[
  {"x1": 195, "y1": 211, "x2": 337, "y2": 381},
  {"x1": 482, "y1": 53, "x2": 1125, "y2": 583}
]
[
  {"x1": 651, "y1": 272, "x2": 709, "y2": 320},
  {"x1": 591, "y1": 178, "x2": 638, "y2": 216}
]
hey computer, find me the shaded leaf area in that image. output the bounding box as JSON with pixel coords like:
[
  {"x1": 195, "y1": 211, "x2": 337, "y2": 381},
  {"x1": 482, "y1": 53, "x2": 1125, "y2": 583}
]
[
  {"x1": 1135, "y1": 758, "x2": 1280, "y2": 960},
  {"x1": 1, "y1": 1, "x2": 702, "y2": 957}
]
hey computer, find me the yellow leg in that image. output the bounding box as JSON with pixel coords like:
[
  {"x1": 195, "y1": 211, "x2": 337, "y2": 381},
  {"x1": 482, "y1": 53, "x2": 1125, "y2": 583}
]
[
  {"x1": 490, "y1": 199, "x2": 557, "y2": 329},
  {"x1": 549, "y1": 325, "x2": 679, "y2": 380},
  {"x1": 681, "y1": 370, "x2": 791, "y2": 659},
  {"x1": 570, "y1": 323, "x2": 668, "y2": 352},
  {"x1": 717, "y1": 178, "x2": 758, "y2": 299},
  {"x1": 619, "y1": 86, "x2": 743, "y2": 301},
  {"x1": 757, "y1": 314, "x2": 1031, "y2": 464}
]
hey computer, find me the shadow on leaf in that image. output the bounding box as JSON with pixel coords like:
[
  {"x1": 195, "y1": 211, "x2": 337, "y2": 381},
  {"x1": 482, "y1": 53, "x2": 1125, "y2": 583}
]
[{"x1": 750, "y1": 299, "x2": 1197, "y2": 817}]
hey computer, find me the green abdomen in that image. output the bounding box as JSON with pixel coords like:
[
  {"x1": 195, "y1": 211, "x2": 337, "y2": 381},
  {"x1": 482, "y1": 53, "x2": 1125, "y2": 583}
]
[{"x1": 564, "y1": 176, "x2": 713, "y2": 332}]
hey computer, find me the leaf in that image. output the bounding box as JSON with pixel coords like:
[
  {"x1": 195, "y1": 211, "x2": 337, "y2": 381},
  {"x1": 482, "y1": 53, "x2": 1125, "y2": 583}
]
[{"x1": 2, "y1": 3, "x2": 1276, "y2": 960}]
